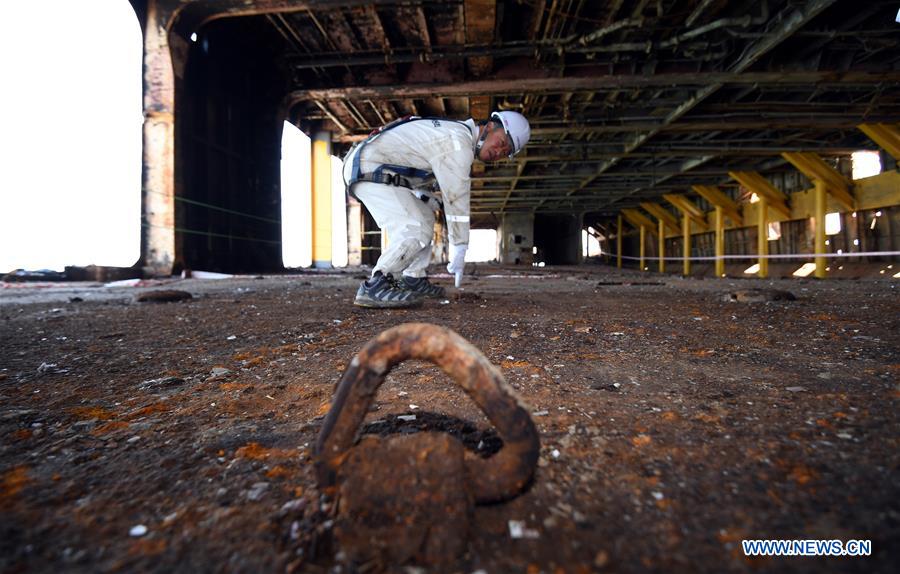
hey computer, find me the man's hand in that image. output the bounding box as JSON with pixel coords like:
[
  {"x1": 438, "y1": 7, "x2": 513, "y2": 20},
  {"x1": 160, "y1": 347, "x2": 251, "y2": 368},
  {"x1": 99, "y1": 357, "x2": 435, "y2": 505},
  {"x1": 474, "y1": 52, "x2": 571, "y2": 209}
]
[{"x1": 447, "y1": 243, "x2": 467, "y2": 280}]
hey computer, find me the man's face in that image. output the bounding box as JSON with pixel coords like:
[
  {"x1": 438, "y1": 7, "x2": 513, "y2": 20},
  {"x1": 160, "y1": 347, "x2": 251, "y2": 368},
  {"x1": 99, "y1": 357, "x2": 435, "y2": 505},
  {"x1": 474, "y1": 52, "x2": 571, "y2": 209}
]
[{"x1": 477, "y1": 123, "x2": 513, "y2": 163}]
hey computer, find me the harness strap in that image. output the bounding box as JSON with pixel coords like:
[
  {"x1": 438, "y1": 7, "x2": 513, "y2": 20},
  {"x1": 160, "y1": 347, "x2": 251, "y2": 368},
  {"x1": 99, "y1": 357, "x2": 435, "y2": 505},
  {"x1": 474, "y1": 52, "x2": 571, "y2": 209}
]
[{"x1": 355, "y1": 172, "x2": 414, "y2": 188}]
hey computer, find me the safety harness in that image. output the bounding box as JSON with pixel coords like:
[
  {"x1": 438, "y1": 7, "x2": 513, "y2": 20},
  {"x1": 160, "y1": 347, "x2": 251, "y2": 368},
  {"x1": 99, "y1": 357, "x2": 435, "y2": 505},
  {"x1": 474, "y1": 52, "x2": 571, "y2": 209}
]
[{"x1": 343, "y1": 116, "x2": 476, "y2": 200}]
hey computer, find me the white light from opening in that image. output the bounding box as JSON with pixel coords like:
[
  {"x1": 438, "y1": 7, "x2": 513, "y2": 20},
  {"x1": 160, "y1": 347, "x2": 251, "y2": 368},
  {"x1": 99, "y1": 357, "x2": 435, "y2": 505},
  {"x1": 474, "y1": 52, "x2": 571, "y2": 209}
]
[
  {"x1": 281, "y1": 122, "x2": 312, "y2": 268},
  {"x1": 190, "y1": 32, "x2": 198, "y2": 42},
  {"x1": 825, "y1": 212, "x2": 841, "y2": 235},
  {"x1": 468, "y1": 229, "x2": 498, "y2": 262},
  {"x1": 582, "y1": 229, "x2": 602, "y2": 257},
  {"x1": 767, "y1": 221, "x2": 781, "y2": 241},
  {"x1": 744, "y1": 263, "x2": 760, "y2": 274},
  {"x1": 851, "y1": 151, "x2": 881, "y2": 180},
  {"x1": 749, "y1": 192, "x2": 760, "y2": 204},
  {"x1": 0, "y1": 3, "x2": 142, "y2": 272}
]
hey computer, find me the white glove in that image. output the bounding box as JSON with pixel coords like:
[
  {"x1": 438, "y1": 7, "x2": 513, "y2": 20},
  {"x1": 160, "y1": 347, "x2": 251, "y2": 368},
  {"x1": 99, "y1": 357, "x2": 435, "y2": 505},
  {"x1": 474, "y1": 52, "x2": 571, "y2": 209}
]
[{"x1": 447, "y1": 243, "x2": 467, "y2": 276}]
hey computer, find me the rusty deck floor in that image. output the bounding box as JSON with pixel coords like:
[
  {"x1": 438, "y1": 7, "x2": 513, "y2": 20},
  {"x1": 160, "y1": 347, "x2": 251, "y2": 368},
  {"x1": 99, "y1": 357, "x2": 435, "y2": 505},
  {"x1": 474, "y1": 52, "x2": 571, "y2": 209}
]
[{"x1": 1, "y1": 265, "x2": 897, "y2": 573}]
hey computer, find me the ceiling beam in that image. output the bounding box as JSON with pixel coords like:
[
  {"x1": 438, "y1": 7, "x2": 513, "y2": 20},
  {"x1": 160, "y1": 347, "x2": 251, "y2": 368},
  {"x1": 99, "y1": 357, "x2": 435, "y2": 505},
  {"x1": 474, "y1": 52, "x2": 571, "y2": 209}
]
[
  {"x1": 728, "y1": 171, "x2": 792, "y2": 218},
  {"x1": 172, "y1": 0, "x2": 410, "y2": 36},
  {"x1": 691, "y1": 185, "x2": 743, "y2": 226},
  {"x1": 331, "y1": 117, "x2": 897, "y2": 141},
  {"x1": 663, "y1": 194, "x2": 709, "y2": 231},
  {"x1": 639, "y1": 202, "x2": 681, "y2": 235},
  {"x1": 621, "y1": 208, "x2": 659, "y2": 236},
  {"x1": 464, "y1": 0, "x2": 496, "y2": 78},
  {"x1": 781, "y1": 152, "x2": 855, "y2": 210},
  {"x1": 858, "y1": 123, "x2": 900, "y2": 161},
  {"x1": 291, "y1": 70, "x2": 899, "y2": 103}
]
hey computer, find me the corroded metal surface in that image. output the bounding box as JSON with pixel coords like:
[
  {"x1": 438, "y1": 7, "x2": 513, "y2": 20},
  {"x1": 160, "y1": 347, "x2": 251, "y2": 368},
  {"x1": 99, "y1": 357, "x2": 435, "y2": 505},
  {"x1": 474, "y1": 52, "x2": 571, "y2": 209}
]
[
  {"x1": 333, "y1": 433, "x2": 470, "y2": 566},
  {"x1": 315, "y1": 322, "x2": 540, "y2": 504},
  {"x1": 140, "y1": 0, "x2": 177, "y2": 276}
]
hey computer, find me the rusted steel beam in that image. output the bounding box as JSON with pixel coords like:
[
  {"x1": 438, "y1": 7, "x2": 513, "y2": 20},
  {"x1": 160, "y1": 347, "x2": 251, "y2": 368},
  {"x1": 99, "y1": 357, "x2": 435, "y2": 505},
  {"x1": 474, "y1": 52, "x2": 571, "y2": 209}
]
[
  {"x1": 170, "y1": 0, "x2": 405, "y2": 37},
  {"x1": 464, "y1": 0, "x2": 496, "y2": 78},
  {"x1": 352, "y1": 5, "x2": 390, "y2": 51},
  {"x1": 292, "y1": 71, "x2": 900, "y2": 102},
  {"x1": 313, "y1": 101, "x2": 351, "y2": 134},
  {"x1": 315, "y1": 323, "x2": 540, "y2": 504},
  {"x1": 331, "y1": 117, "x2": 895, "y2": 141}
]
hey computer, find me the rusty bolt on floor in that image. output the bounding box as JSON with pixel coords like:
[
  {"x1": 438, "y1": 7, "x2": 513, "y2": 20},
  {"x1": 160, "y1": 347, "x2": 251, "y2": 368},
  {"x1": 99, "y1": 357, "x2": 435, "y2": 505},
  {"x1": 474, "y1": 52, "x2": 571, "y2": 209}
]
[{"x1": 314, "y1": 322, "x2": 541, "y2": 568}]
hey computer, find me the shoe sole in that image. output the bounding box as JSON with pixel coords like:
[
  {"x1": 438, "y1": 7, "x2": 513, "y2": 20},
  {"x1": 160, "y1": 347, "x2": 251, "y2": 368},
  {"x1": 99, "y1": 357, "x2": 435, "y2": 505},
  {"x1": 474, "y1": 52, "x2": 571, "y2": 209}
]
[
  {"x1": 401, "y1": 287, "x2": 446, "y2": 298},
  {"x1": 353, "y1": 296, "x2": 424, "y2": 309}
]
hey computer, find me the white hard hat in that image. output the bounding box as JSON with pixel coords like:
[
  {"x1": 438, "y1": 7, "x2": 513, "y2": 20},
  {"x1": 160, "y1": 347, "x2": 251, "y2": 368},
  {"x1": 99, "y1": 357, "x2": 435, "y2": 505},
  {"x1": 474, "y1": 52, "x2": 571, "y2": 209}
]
[{"x1": 491, "y1": 111, "x2": 530, "y2": 158}]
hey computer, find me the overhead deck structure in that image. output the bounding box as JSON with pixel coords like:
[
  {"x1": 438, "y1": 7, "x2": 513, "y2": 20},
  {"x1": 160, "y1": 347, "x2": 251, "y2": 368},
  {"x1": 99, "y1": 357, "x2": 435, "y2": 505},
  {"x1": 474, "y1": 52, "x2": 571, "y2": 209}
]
[{"x1": 131, "y1": 0, "x2": 900, "y2": 274}]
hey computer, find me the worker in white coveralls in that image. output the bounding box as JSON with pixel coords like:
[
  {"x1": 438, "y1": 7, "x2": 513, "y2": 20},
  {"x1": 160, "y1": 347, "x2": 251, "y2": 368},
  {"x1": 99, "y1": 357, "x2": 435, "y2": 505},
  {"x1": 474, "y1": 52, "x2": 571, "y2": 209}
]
[{"x1": 343, "y1": 111, "x2": 531, "y2": 308}]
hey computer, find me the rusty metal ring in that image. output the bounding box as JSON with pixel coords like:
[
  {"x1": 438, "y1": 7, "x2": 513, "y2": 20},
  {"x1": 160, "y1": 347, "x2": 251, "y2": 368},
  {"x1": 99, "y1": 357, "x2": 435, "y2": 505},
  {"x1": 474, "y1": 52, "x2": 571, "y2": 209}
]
[{"x1": 315, "y1": 322, "x2": 540, "y2": 504}]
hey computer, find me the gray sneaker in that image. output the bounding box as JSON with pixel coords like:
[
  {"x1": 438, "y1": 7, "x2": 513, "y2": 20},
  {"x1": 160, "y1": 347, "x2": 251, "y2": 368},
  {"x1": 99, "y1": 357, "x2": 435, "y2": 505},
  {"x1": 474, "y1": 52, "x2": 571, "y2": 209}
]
[
  {"x1": 401, "y1": 276, "x2": 446, "y2": 298},
  {"x1": 354, "y1": 272, "x2": 424, "y2": 308}
]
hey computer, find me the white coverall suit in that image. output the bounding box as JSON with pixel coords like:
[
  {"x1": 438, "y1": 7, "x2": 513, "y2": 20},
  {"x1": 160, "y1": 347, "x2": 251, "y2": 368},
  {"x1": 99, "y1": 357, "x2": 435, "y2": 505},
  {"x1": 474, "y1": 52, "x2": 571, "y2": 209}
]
[{"x1": 342, "y1": 118, "x2": 476, "y2": 278}]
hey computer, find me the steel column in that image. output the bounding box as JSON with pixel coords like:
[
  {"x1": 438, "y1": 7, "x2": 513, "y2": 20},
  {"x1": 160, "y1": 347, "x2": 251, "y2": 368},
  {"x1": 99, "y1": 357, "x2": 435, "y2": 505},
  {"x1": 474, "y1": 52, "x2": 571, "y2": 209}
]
[
  {"x1": 140, "y1": 0, "x2": 177, "y2": 275},
  {"x1": 658, "y1": 219, "x2": 665, "y2": 274},
  {"x1": 639, "y1": 225, "x2": 646, "y2": 272},
  {"x1": 617, "y1": 214, "x2": 623, "y2": 269},
  {"x1": 715, "y1": 206, "x2": 725, "y2": 278},
  {"x1": 757, "y1": 196, "x2": 768, "y2": 278},
  {"x1": 814, "y1": 179, "x2": 827, "y2": 278}
]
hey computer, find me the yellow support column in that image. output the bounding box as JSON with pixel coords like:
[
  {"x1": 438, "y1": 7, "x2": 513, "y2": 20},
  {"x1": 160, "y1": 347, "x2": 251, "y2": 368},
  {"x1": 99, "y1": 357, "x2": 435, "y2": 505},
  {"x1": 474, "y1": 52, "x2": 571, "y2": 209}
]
[
  {"x1": 682, "y1": 216, "x2": 691, "y2": 277},
  {"x1": 814, "y1": 179, "x2": 827, "y2": 279},
  {"x1": 757, "y1": 196, "x2": 768, "y2": 278},
  {"x1": 617, "y1": 214, "x2": 623, "y2": 268},
  {"x1": 715, "y1": 206, "x2": 725, "y2": 278},
  {"x1": 657, "y1": 219, "x2": 665, "y2": 274},
  {"x1": 639, "y1": 225, "x2": 646, "y2": 271},
  {"x1": 311, "y1": 130, "x2": 333, "y2": 268}
]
